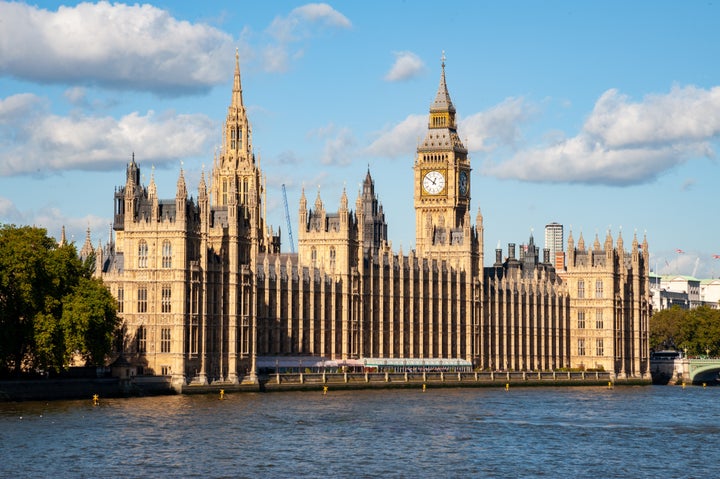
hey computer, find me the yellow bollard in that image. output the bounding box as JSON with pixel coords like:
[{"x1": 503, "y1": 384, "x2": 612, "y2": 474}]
[
  {"x1": 323, "y1": 385, "x2": 328, "y2": 396},
  {"x1": 92, "y1": 394, "x2": 99, "y2": 406},
  {"x1": 219, "y1": 389, "x2": 225, "y2": 400},
  {"x1": 608, "y1": 381, "x2": 613, "y2": 389},
  {"x1": 682, "y1": 382, "x2": 686, "y2": 389},
  {"x1": 505, "y1": 383, "x2": 509, "y2": 391},
  {"x1": 422, "y1": 383, "x2": 426, "y2": 392}
]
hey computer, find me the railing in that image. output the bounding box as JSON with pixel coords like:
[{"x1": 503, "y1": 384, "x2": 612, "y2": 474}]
[{"x1": 266, "y1": 370, "x2": 613, "y2": 386}]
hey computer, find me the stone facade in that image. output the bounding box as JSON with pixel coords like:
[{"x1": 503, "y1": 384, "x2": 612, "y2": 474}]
[
  {"x1": 561, "y1": 231, "x2": 651, "y2": 378},
  {"x1": 97, "y1": 54, "x2": 651, "y2": 387}
]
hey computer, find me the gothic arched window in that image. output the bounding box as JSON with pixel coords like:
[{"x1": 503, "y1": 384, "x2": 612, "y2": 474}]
[
  {"x1": 138, "y1": 240, "x2": 148, "y2": 268},
  {"x1": 162, "y1": 240, "x2": 172, "y2": 268}
]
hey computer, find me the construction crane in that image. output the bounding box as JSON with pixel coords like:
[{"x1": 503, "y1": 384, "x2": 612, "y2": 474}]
[{"x1": 281, "y1": 184, "x2": 295, "y2": 253}]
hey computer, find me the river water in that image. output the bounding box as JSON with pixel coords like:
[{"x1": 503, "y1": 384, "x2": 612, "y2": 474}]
[{"x1": 1, "y1": 385, "x2": 717, "y2": 478}]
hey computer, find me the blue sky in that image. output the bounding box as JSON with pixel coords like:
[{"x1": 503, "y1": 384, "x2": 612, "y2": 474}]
[{"x1": 1, "y1": 1, "x2": 719, "y2": 277}]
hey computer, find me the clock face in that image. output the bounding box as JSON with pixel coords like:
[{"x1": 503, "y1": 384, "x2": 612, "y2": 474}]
[
  {"x1": 459, "y1": 171, "x2": 468, "y2": 196},
  {"x1": 423, "y1": 170, "x2": 445, "y2": 194}
]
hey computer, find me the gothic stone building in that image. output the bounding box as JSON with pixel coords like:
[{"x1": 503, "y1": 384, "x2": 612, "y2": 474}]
[{"x1": 98, "y1": 54, "x2": 651, "y2": 387}]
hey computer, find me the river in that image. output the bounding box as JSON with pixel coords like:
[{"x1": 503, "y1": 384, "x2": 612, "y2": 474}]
[{"x1": 1, "y1": 385, "x2": 717, "y2": 478}]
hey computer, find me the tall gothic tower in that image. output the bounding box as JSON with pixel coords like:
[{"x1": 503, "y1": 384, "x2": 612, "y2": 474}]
[
  {"x1": 414, "y1": 55, "x2": 472, "y2": 261},
  {"x1": 210, "y1": 50, "x2": 276, "y2": 265}
]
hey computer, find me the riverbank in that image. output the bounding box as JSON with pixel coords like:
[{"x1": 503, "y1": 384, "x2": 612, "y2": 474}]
[
  {"x1": 185, "y1": 370, "x2": 650, "y2": 395},
  {"x1": 0, "y1": 371, "x2": 651, "y2": 401},
  {"x1": 0, "y1": 376, "x2": 174, "y2": 401}
]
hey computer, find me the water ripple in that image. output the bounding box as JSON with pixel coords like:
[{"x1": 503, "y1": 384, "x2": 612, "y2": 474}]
[{"x1": 2, "y1": 386, "x2": 720, "y2": 478}]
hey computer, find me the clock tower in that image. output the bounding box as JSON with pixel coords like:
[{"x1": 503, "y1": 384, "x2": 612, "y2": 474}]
[{"x1": 414, "y1": 54, "x2": 472, "y2": 261}]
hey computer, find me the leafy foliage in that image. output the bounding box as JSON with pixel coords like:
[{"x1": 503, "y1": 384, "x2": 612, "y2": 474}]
[
  {"x1": 651, "y1": 305, "x2": 720, "y2": 356},
  {"x1": 0, "y1": 224, "x2": 119, "y2": 376},
  {"x1": 61, "y1": 277, "x2": 120, "y2": 366}
]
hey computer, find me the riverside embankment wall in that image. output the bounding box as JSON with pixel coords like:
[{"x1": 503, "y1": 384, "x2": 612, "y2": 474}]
[{"x1": 2, "y1": 371, "x2": 650, "y2": 401}]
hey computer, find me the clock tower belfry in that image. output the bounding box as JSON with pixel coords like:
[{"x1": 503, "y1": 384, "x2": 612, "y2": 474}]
[{"x1": 414, "y1": 54, "x2": 474, "y2": 263}]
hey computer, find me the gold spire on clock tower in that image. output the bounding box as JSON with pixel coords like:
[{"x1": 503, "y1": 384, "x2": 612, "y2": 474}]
[{"x1": 414, "y1": 52, "x2": 471, "y2": 258}]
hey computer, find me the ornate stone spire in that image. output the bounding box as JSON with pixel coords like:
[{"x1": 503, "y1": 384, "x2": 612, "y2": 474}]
[
  {"x1": 299, "y1": 186, "x2": 307, "y2": 210},
  {"x1": 232, "y1": 48, "x2": 243, "y2": 110},
  {"x1": 148, "y1": 165, "x2": 157, "y2": 199},
  {"x1": 176, "y1": 166, "x2": 187, "y2": 199},
  {"x1": 431, "y1": 51, "x2": 455, "y2": 115},
  {"x1": 605, "y1": 228, "x2": 613, "y2": 250},
  {"x1": 476, "y1": 207, "x2": 483, "y2": 227},
  {"x1": 199, "y1": 169, "x2": 207, "y2": 199},
  {"x1": 79, "y1": 227, "x2": 94, "y2": 260},
  {"x1": 126, "y1": 152, "x2": 139, "y2": 186},
  {"x1": 314, "y1": 187, "x2": 323, "y2": 212},
  {"x1": 339, "y1": 186, "x2": 348, "y2": 212}
]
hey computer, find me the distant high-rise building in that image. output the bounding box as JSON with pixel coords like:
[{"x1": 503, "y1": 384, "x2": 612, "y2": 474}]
[{"x1": 545, "y1": 222, "x2": 564, "y2": 269}]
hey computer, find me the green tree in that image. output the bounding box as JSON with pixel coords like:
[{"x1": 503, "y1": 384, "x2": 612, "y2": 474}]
[
  {"x1": 0, "y1": 224, "x2": 119, "y2": 376},
  {"x1": 0, "y1": 225, "x2": 57, "y2": 374},
  {"x1": 680, "y1": 306, "x2": 720, "y2": 356},
  {"x1": 651, "y1": 305, "x2": 720, "y2": 357},
  {"x1": 649, "y1": 306, "x2": 685, "y2": 350},
  {"x1": 32, "y1": 241, "x2": 85, "y2": 371},
  {"x1": 61, "y1": 277, "x2": 120, "y2": 366}
]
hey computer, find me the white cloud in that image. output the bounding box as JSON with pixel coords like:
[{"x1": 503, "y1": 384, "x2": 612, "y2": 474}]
[
  {"x1": 384, "y1": 51, "x2": 425, "y2": 82},
  {"x1": 364, "y1": 98, "x2": 533, "y2": 160},
  {"x1": 460, "y1": 97, "x2": 535, "y2": 152},
  {"x1": 0, "y1": 93, "x2": 215, "y2": 176},
  {"x1": 321, "y1": 127, "x2": 355, "y2": 165},
  {"x1": 64, "y1": 87, "x2": 87, "y2": 107},
  {"x1": 0, "y1": 196, "x2": 22, "y2": 223},
  {"x1": 0, "y1": 197, "x2": 107, "y2": 250},
  {"x1": 33, "y1": 208, "x2": 108, "y2": 247},
  {"x1": 293, "y1": 3, "x2": 352, "y2": 28},
  {"x1": 484, "y1": 85, "x2": 720, "y2": 185},
  {"x1": 654, "y1": 250, "x2": 717, "y2": 278},
  {"x1": 585, "y1": 86, "x2": 720, "y2": 148},
  {"x1": 268, "y1": 3, "x2": 351, "y2": 42},
  {"x1": 365, "y1": 114, "x2": 426, "y2": 158},
  {"x1": 681, "y1": 178, "x2": 696, "y2": 191},
  {"x1": 309, "y1": 124, "x2": 356, "y2": 165},
  {"x1": 0, "y1": 1, "x2": 234, "y2": 94},
  {"x1": 0, "y1": 93, "x2": 44, "y2": 124},
  {"x1": 262, "y1": 3, "x2": 351, "y2": 72}
]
